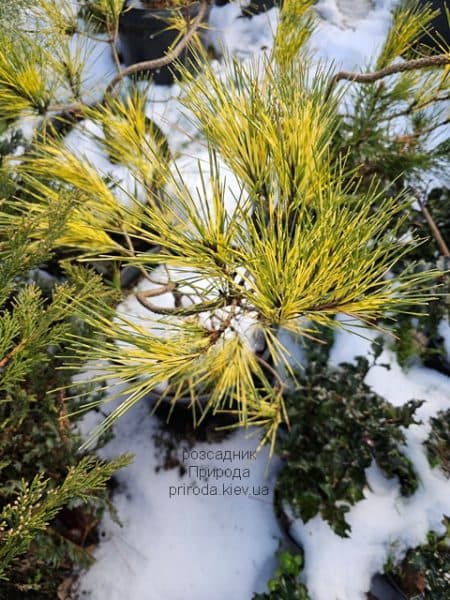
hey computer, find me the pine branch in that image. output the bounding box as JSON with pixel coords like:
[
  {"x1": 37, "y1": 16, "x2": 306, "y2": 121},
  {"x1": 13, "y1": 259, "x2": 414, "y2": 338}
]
[
  {"x1": 388, "y1": 118, "x2": 450, "y2": 151},
  {"x1": 325, "y1": 54, "x2": 450, "y2": 100},
  {"x1": 378, "y1": 93, "x2": 450, "y2": 124},
  {"x1": 416, "y1": 117, "x2": 450, "y2": 137},
  {"x1": 45, "y1": 1, "x2": 209, "y2": 115},
  {"x1": 0, "y1": 340, "x2": 26, "y2": 369},
  {"x1": 104, "y1": 1, "x2": 210, "y2": 99},
  {"x1": 135, "y1": 291, "x2": 225, "y2": 316}
]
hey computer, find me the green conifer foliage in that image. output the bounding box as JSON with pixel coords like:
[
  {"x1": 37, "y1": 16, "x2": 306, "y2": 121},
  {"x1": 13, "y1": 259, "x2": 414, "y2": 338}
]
[{"x1": 0, "y1": 120, "x2": 129, "y2": 596}]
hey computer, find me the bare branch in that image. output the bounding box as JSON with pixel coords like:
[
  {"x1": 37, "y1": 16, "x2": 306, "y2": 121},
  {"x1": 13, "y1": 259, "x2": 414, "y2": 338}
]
[
  {"x1": 325, "y1": 54, "x2": 450, "y2": 100},
  {"x1": 419, "y1": 199, "x2": 450, "y2": 258},
  {"x1": 0, "y1": 340, "x2": 26, "y2": 369},
  {"x1": 107, "y1": 17, "x2": 122, "y2": 75},
  {"x1": 104, "y1": 1, "x2": 209, "y2": 100},
  {"x1": 415, "y1": 117, "x2": 450, "y2": 137},
  {"x1": 135, "y1": 292, "x2": 224, "y2": 316},
  {"x1": 137, "y1": 282, "x2": 177, "y2": 298},
  {"x1": 45, "y1": 102, "x2": 85, "y2": 114},
  {"x1": 255, "y1": 353, "x2": 287, "y2": 392},
  {"x1": 378, "y1": 93, "x2": 450, "y2": 124}
]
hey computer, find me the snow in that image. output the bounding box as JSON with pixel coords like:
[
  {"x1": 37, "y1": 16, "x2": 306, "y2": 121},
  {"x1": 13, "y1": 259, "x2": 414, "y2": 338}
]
[
  {"x1": 207, "y1": 2, "x2": 278, "y2": 59},
  {"x1": 67, "y1": 33, "x2": 117, "y2": 105},
  {"x1": 77, "y1": 319, "x2": 450, "y2": 600},
  {"x1": 77, "y1": 398, "x2": 282, "y2": 600},
  {"x1": 315, "y1": 0, "x2": 379, "y2": 31},
  {"x1": 309, "y1": 0, "x2": 394, "y2": 70},
  {"x1": 60, "y1": 1, "x2": 449, "y2": 599},
  {"x1": 438, "y1": 318, "x2": 450, "y2": 359},
  {"x1": 274, "y1": 327, "x2": 308, "y2": 383},
  {"x1": 142, "y1": 83, "x2": 196, "y2": 153},
  {"x1": 170, "y1": 148, "x2": 249, "y2": 221}
]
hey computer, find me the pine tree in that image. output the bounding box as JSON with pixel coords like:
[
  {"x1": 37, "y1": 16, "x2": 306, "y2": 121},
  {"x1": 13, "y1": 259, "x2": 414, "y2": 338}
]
[{"x1": 0, "y1": 0, "x2": 448, "y2": 452}]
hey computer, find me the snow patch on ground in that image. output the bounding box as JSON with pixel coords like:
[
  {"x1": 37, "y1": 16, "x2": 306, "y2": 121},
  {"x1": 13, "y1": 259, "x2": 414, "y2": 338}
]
[{"x1": 77, "y1": 401, "x2": 282, "y2": 600}]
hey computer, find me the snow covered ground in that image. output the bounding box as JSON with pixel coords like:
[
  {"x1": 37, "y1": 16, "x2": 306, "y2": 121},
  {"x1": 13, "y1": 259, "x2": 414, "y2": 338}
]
[
  {"x1": 74, "y1": 2, "x2": 450, "y2": 599},
  {"x1": 77, "y1": 402, "x2": 282, "y2": 600}
]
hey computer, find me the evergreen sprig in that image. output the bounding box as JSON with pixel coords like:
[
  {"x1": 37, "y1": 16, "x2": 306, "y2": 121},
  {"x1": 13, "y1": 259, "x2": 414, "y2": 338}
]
[
  {"x1": 0, "y1": 454, "x2": 131, "y2": 580},
  {"x1": 386, "y1": 520, "x2": 450, "y2": 599},
  {"x1": 425, "y1": 408, "x2": 450, "y2": 475},
  {"x1": 0, "y1": 133, "x2": 125, "y2": 594},
  {"x1": 253, "y1": 548, "x2": 310, "y2": 600},
  {"x1": 276, "y1": 353, "x2": 422, "y2": 537}
]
